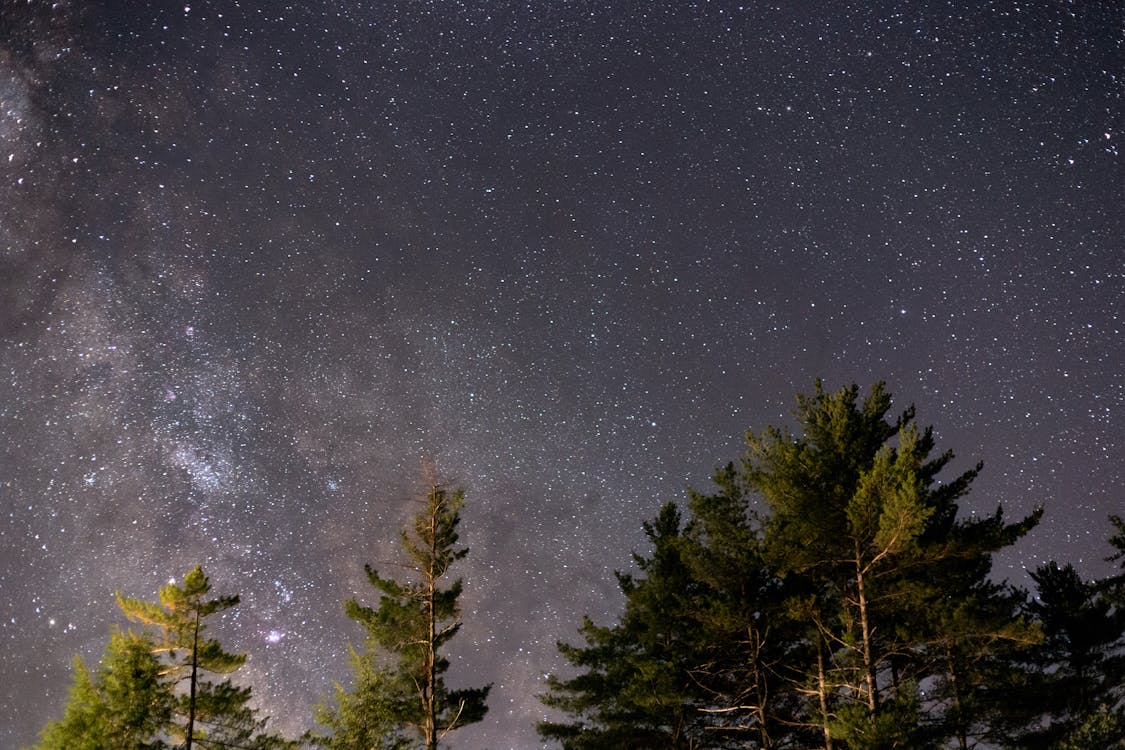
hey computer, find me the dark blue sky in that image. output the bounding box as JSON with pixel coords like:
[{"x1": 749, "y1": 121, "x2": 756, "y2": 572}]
[{"x1": 1, "y1": 2, "x2": 1121, "y2": 747}]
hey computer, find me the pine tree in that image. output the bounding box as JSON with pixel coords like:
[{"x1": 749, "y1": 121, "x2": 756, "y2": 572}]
[
  {"x1": 1011, "y1": 560, "x2": 1125, "y2": 748},
  {"x1": 116, "y1": 565, "x2": 289, "y2": 750},
  {"x1": 919, "y1": 581, "x2": 1039, "y2": 750},
  {"x1": 313, "y1": 644, "x2": 414, "y2": 750},
  {"x1": 539, "y1": 502, "x2": 715, "y2": 749},
  {"x1": 321, "y1": 482, "x2": 489, "y2": 750},
  {"x1": 1019, "y1": 516, "x2": 1125, "y2": 749},
  {"x1": 30, "y1": 629, "x2": 170, "y2": 750},
  {"x1": 746, "y1": 383, "x2": 929, "y2": 747},
  {"x1": 745, "y1": 381, "x2": 1040, "y2": 749},
  {"x1": 1056, "y1": 704, "x2": 1125, "y2": 750},
  {"x1": 679, "y1": 465, "x2": 809, "y2": 749},
  {"x1": 32, "y1": 656, "x2": 106, "y2": 750},
  {"x1": 540, "y1": 479, "x2": 810, "y2": 749}
]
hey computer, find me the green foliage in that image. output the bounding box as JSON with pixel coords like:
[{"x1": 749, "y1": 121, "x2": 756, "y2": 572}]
[
  {"x1": 539, "y1": 503, "x2": 714, "y2": 749},
  {"x1": 117, "y1": 565, "x2": 289, "y2": 750},
  {"x1": 831, "y1": 681, "x2": 923, "y2": 750},
  {"x1": 117, "y1": 566, "x2": 245, "y2": 676},
  {"x1": 320, "y1": 483, "x2": 489, "y2": 750},
  {"x1": 30, "y1": 630, "x2": 170, "y2": 750},
  {"x1": 917, "y1": 583, "x2": 1041, "y2": 749},
  {"x1": 746, "y1": 381, "x2": 1041, "y2": 748},
  {"x1": 32, "y1": 657, "x2": 109, "y2": 750},
  {"x1": 543, "y1": 381, "x2": 1046, "y2": 749},
  {"x1": 313, "y1": 645, "x2": 415, "y2": 750},
  {"x1": 679, "y1": 465, "x2": 811, "y2": 748},
  {"x1": 1056, "y1": 704, "x2": 1125, "y2": 750},
  {"x1": 1005, "y1": 560, "x2": 1125, "y2": 748}
]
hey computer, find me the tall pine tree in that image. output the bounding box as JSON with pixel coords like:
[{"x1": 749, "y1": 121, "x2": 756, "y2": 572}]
[
  {"x1": 117, "y1": 565, "x2": 289, "y2": 750},
  {"x1": 747, "y1": 383, "x2": 935, "y2": 748},
  {"x1": 543, "y1": 381, "x2": 1043, "y2": 749},
  {"x1": 745, "y1": 381, "x2": 1039, "y2": 749},
  {"x1": 678, "y1": 465, "x2": 809, "y2": 749},
  {"x1": 320, "y1": 482, "x2": 489, "y2": 750},
  {"x1": 539, "y1": 502, "x2": 716, "y2": 749},
  {"x1": 1012, "y1": 560, "x2": 1125, "y2": 748}
]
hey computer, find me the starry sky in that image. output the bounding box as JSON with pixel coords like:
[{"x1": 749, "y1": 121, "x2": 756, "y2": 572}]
[{"x1": 0, "y1": 1, "x2": 1121, "y2": 747}]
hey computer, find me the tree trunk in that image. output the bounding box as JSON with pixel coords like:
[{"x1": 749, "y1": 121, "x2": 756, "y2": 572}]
[
  {"x1": 186, "y1": 609, "x2": 200, "y2": 750},
  {"x1": 749, "y1": 624, "x2": 772, "y2": 750},
  {"x1": 817, "y1": 636, "x2": 834, "y2": 750},
  {"x1": 854, "y1": 548, "x2": 879, "y2": 716},
  {"x1": 945, "y1": 640, "x2": 968, "y2": 750},
  {"x1": 425, "y1": 490, "x2": 438, "y2": 750}
]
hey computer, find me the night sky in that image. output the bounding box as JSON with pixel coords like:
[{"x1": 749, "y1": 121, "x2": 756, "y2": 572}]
[{"x1": 1, "y1": 1, "x2": 1121, "y2": 747}]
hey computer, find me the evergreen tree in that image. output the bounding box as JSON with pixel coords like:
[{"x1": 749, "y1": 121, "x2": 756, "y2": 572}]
[
  {"x1": 919, "y1": 581, "x2": 1039, "y2": 750},
  {"x1": 539, "y1": 477, "x2": 808, "y2": 749},
  {"x1": 313, "y1": 645, "x2": 414, "y2": 750},
  {"x1": 745, "y1": 381, "x2": 1040, "y2": 749},
  {"x1": 746, "y1": 383, "x2": 933, "y2": 747},
  {"x1": 30, "y1": 629, "x2": 170, "y2": 750},
  {"x1": 32, "y1": 656, "x2": 106, "y2": 750},
  {"x1": 320, "y1": 482, "x2": 489, "y2": 750},
  {"x1": 1107, "y1": 514, "x2": 1125, "y2": 582},
  {"x1": 1056, "y1": 704, "x2": 1125, "y2": 750},
  {"x1": 117, "y1": 565, "x2": 289, "y2": 750},
  {"x1": 679, "y1": 465, "x2": 809, "y2": 749},
  {"x1": 539, "y1": 502, "x2": 716, "y2": 749},
  {"x1": 1009, "y1": 516, "x2": 1125, "y2": 749},
  {"x1": 1011, "y1": 560, "x2": 1125, "y2": 748}
]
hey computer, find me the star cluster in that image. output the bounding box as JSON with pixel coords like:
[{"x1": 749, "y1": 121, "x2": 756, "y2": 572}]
[{"x1": 1, "y1": 2, "x2": 1121, "y2": 748}]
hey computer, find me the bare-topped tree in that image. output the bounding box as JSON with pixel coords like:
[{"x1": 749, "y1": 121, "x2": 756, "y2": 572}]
[
  {"x1": 117, "y1": 566, "x2": 289, "y2": 750},
  {"x1": 318, "y1": 476, "x2": 490, "y2": 750}
]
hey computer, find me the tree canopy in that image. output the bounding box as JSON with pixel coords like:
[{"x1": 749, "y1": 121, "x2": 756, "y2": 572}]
[{"x1": 541, "y1": 381, "x2": 1055, "y2": 750}]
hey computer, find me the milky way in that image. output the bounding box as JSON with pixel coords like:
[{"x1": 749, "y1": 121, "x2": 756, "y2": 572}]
[{"x1": 1, "y1": 2, "x2": 1122, "y2": 748}]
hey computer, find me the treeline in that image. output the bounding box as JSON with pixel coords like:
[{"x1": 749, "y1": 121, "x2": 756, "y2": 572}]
[
  {"x1": 28, "y1": 383, "x2": 1125, "y2": 749},
  {"x1": 538, "y1": 383, "x2": 1125, "y2": 749}
]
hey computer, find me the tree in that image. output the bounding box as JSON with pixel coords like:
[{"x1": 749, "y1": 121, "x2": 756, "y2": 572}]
[
  {"x1": 117, "y1": 565, "x2": 289, "y2": 750},
  {"x1": 743, "y1": 381, "x2": 1040, "y2": 748},
  {"x1": 1004, "y1": 516, "x2": 1125, "y2": 749},
  {"x1": 314, "y1": 644, "x2": 415, "y2": 750},
  {"x1": 745, "y1": 383, "x2": 932, "y2": 747},
  {"x1": 918, "y1": 581, "x2": 1039, "y2": 750},
  {"x1": 1056, "y1": 704, "x2": 1125, "y2": 750},
  {"x1": 31, "y1": 629, "x2": 170, "y2": 750},
  {"x1": 1010, "y1": 561, "x2": 1125, "y2": 748},
  {"x1": 539, "y1": 488, "x2": 804, "y2": 749},
  {"x1": 678, "y1": 465, "x2": 810, "y2": 749},
  {"x1": 320, "y1": 482, "x2": 490, "y2": 750},
  {"x1": 32, "y1": 656, "x2": 105, "y2": 750},
  {"x1": 539, "y1": 502, "x2": 716, "y2": 749}
]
